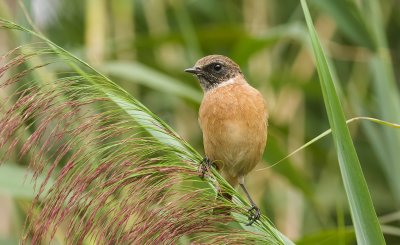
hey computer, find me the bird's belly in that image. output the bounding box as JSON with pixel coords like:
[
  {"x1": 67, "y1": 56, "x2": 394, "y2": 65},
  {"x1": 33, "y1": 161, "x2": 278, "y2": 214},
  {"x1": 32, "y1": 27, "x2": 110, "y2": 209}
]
[
  {"x1": 224, "y1": 120, "x2": 246, "y2": 145},
  {"x1": 204, "y1": 119, "x2": 266, "y2": 177},
  {"x1": 199, "y1": 82, "x2": 268, "y2": 182}
]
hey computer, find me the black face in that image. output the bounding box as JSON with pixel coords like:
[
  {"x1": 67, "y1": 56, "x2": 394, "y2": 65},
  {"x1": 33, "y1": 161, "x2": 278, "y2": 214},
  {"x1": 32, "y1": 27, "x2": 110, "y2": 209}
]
[
  {"x1": 185, "y1": 55, "x2": 242, "y2": 91},
  {"x1": 201, "y1": 62, "x2": 227, "y2": 81}
]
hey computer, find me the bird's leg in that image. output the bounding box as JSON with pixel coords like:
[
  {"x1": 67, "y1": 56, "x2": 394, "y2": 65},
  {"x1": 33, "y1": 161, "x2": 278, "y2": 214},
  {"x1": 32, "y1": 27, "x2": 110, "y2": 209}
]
[
  {"x1": 198, "y1": 157, "x2": 214, "y2": 178},
  {"x1": 240, "y1": 183, "x2": 260, "y2": 226}
]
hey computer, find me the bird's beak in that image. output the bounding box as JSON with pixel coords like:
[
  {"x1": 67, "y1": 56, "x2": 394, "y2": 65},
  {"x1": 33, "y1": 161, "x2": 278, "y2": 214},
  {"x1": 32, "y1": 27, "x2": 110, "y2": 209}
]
[{"x1": 184, "y1": 67, "x2": 202, "y2": 75}]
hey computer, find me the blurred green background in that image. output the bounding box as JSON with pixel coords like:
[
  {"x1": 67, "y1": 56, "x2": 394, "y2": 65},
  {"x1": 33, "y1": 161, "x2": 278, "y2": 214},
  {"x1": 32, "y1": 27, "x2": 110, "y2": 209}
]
[{"x1": 0, "y1": 0, "x2": 399, "y2": 244}]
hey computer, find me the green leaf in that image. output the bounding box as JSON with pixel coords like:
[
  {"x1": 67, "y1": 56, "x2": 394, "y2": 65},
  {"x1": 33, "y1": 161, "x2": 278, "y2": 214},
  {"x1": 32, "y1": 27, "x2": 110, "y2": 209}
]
[
  {"x1": 300, "y1": 1, "x2": 386, "y2": 244},
  {"x1": 296, "y1": 228, "x2": 355, "y2": 245},
  {"x1": 101, "y1": 61, "x2": 202, "y2": 103},
  {"x1": 311, "y1": 0, "x2": 375, "y2": 49},
  {"x1": 263, "y1": 133, "x2": 315, "y2": 201},
  {"x1": 317, "y1": 0, "x2": 400, "y2": 206},
  {"x1": 232, "y1": 22, "x2": 309, "y2": 62},
  {"x1": 0, "y1": 164, "x2": 53, "y2": 199},
  {"x1": 362, "y1": 0, "x2": 400, "y2": 205}
]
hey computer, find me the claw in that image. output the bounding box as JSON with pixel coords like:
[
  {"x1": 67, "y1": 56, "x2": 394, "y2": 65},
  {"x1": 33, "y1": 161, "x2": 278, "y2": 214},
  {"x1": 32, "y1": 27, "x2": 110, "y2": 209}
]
[
  {"x1": 246, "y1": 205, "x2": 260, "y2": 226},
  {"x1": 198, "y1": 157, "x2": 213, "y2": 178}
]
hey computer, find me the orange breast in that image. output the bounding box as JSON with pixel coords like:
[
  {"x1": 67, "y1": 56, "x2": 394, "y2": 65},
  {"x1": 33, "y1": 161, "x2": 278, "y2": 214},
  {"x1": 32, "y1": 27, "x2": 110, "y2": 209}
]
[{"x1": 199, "y1": 78, "x2": 268, "y2": 186}]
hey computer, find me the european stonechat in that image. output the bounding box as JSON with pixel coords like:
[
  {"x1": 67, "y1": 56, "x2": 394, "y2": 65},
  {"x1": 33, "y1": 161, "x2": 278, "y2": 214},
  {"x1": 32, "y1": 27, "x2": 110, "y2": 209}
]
[{"x1": 185, "y1": 55, "x2": 268, "y2": 225}]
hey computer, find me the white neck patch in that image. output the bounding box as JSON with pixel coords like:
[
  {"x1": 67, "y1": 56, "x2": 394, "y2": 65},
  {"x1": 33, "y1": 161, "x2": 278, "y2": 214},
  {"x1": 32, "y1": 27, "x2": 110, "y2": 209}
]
[
  {"x1": 218, "y1": 77, "x2": 237, "y2": 88},
  {"x1": 205, "y1": 76, "x2": 240, "y2": 93}
]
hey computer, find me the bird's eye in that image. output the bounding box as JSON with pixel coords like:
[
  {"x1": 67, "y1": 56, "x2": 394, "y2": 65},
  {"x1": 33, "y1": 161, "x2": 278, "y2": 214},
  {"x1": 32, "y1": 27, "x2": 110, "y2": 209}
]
[{"x1": 213, "y1": 63, "x2": 222, "y2": 72}]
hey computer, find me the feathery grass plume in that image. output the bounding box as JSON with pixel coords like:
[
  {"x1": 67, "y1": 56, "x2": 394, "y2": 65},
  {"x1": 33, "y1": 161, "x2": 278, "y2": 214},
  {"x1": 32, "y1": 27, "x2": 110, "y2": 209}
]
[{"x1": 0, "y1": 19, "x2": 291, "y2": 244}]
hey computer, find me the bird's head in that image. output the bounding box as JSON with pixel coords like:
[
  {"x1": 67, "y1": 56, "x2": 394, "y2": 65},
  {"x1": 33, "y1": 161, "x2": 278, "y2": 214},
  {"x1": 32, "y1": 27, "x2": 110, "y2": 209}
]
[{"x1": 185, "y1": 55, "x2": 242, "y2": 91}]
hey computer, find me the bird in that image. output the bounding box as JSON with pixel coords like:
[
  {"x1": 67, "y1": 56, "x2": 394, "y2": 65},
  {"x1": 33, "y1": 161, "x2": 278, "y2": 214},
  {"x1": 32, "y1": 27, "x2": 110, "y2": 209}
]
[{"x1": 185, "y1": 55, "x2": 268, "y2": 225}]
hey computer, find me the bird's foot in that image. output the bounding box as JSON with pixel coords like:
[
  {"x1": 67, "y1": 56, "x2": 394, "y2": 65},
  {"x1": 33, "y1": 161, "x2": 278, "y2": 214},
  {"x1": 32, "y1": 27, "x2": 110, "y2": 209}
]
[
  {"x1": 246, "y1": 205, "x2": 260, "y2": 226},
  {"x1": 198, "y1": 157, "x2": 214, "y2": 179}
]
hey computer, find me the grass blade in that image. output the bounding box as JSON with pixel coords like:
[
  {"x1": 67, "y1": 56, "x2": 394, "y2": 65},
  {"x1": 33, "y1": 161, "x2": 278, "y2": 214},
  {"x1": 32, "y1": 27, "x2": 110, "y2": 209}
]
[
  {"x1": 0, "y1": 164, "x2": 53, "y2": 199},
  {"x1": 300, "y1": 1, "x2": 386, "y2": 244},
  {"x1": 364, "y1": 0, "x2": 400, "y2": 204},
  {"x1": 101, "y1": 61, "x2": 202, "y2": 103},
  {"x1": 311, "y1": 0, "x2": 375, "y2": 49}
]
